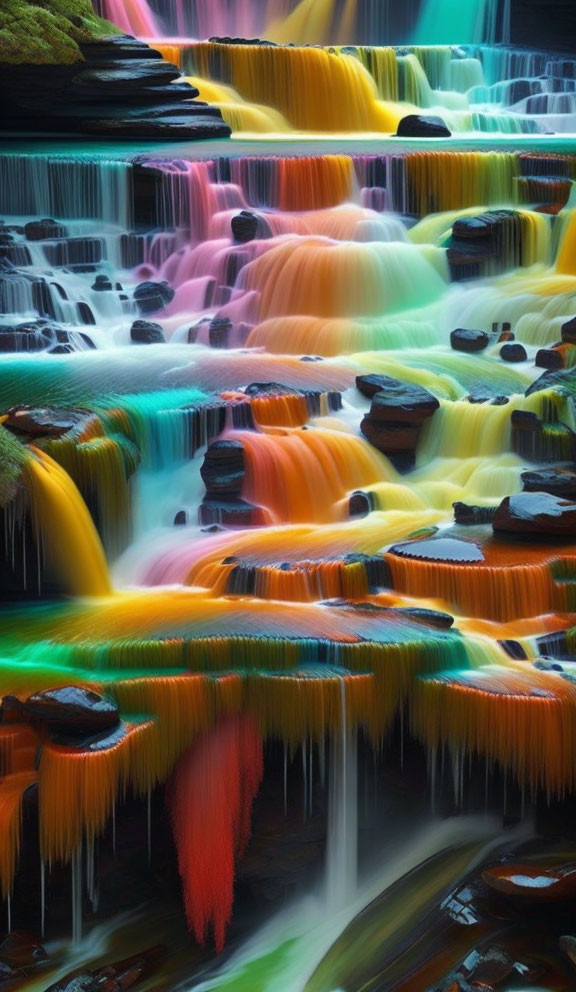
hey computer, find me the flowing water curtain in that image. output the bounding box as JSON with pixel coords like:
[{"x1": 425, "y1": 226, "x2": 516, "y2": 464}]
[{"x1": 92, "y1": 0, "x2": 508, "y2": 43}]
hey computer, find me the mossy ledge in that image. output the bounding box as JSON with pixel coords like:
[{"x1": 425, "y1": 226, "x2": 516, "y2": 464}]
[{"x1": 0, "y1": 0, "x2": 115, "y2": 65}]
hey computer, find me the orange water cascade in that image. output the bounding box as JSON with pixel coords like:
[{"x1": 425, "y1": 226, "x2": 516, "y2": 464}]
[
  {"x1": 232, "y1": 426, "x2": 392, "y2": 524},
  {"x1": 242, "y1": 238, "x2": 448, "y2": 319},
  {"x1": 188, "y1": 43, "x2": 401, "y2": 132}
]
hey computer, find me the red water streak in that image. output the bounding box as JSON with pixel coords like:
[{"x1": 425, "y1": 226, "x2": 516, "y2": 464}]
[{"x1": 167, "y1": 714, "x2": 263, "y2": 950}]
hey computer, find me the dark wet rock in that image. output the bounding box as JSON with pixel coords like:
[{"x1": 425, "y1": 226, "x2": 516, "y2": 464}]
[
  {"x1": 0, "y1": 37, "x2": 231, "y2": 140},
  {"x1": 244, "y1": 382, "x2": 297, "y2": 397},
  {"x1": 389, "y1": 537, "x2": 484, "y2": 563},
  {"x1": 44, "y1": 943, "x2": 165, "y2": 991},
  {"x1": 200, "y1": 498, "x2": 262, "y2": 529},
  {"x1": 359, "y1": 377, "x2": 438, "y2": 469},
  {"x1": 91, "y1": 274, "x2": 113, "y2": 291},
  {"x1": 453, "y1": 502, "x2": 497, "y2": 525},
  {"x1": 559, "y1": 935, "x2": 576, "y2": 968},
  {"x1": 232, "y1": 210, "x2": 259, "y2": 243},
  {"x1": 483, "y1": 861, "x2": 576, "y2": 900},
  {"x1": 450, "y1": 328, "x2": 490, "y2": 352},
  {"x1": 356, "y1": 376, "x2": 439, "y2": 421},
  {"x1": 466, "y1": 945, "x2": 516, "y2": 985},
  {"x1": 43, "y1": 237, "x2": 103, "y2": 269},
  {"x1": 0, "y1": 319, "x2": 57, "y2": 353},
  {"x1": 200, "y1": 439, "x2": 245, "y2": 498},
  {"x1": 349, "y1": 490, "x2": 374, "y2": 518},
  {"x1": 130, "y1": 319, "x2": 165, "y2": 344},
  {"x1": 133, "y1": 280, "x2": 174, "y2": 315},
  {"x1": 534, "y1": 657, "x2": 565, "y2": 672},
  {"x1": 393, "y1": 607, "x2": 454, "y2": 629},
  {"x1": 522, "y1": 467, "x2": 576, "y2": 499},
  {"x1": 561, "y1": 316, "x2": 576, "y2": 345},
  {"x1": 3, "y1": 405, "x2": 90, "y2": 439},
  {"x1": 535, "y1": 346, "x2": 564, "y2": 369},
  {"x1": 84, "y1": 116, "x2": 231, "y2": 139},
  {"x1": 500, "y1": 343, "x2": 527, "y2": 362},
  {"x1": 396, "y1": 114, "x2": 451, "y2": 137},
  {"x1": 467, "y1": 389, "x2": 509, "y2": 405},
  {"x1": 76, "y1": 302, "x2": 96, "y2": 325},
  {"x1": 493, "y1": 492, "x2": 576, "y2": 537},
  {"x1": 0, "y1": 931, "x2": 48, "y2": 970},
  {"x1": 173, "y1": 510, "x2": 188, "y2": 526},
  {"x1": 499, "y1": 640, "x2": 528, "y2": 660},
  {"x1": 525, "y1": 366, "x2": 576, "y2": 397},
  {"x1": 209, "y1": 315, "x2": 233, "y2": 348},
  {"x1": 49, "y1": 721, "x2": 127, "y2": 751},
  {"x1": 3, "y1": 686, "x2": 119, "y2": 736},
  {"x1": 23, "y1": 219, "x2": 66, "y2": 241}
]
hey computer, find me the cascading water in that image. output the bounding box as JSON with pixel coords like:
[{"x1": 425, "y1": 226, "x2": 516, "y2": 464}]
[{"x1": 2, "y1": 0, "x2": 576, "y2": 987}]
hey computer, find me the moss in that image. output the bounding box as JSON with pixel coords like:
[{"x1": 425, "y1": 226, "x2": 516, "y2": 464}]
[
  {"x1": 0, "y1": 0, "x2": 116, "y2": 64},
  {"x1": 0, "y1": 426, "x2": 28, "y2": 509}
]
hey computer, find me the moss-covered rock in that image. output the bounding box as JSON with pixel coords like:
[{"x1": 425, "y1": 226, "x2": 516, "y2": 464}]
[
  {"x1": 0, "y1": 425, "x2": 28, "y2": 509},
  {"x1": 0, "y1": 0, "x2": 115, "y2": 64}
]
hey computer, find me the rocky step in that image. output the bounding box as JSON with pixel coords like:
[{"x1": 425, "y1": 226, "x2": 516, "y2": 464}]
[{"x1": 83, "y1": 116, "x2": 230, "y2": 138}]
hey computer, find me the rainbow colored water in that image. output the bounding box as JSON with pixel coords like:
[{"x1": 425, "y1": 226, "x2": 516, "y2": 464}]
[{"x1": 1, "y1": 0, "x2": 576, "y2": 988}]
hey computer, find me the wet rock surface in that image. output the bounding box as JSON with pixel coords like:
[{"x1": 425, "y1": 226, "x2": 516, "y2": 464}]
[
  {"x1": 522, "y1": 467, "x2": 576, "y2": 499},
  {"x1": 493, "y1": 492, "x2": 576, "y2": 537},
  {"x1": 2, "y1": 686, "x2": 120, "y2": 736},
  {"x1": 389, "y1": 536, "x2": 485, "y2": 563},
  {"x1": 133, "y1": 280, "x2": 175, "y2": 315},
  {"x1": 396, "y1": 114, "x2": 451, "y2": 137},
  {"x1": 2, "y1": 405, "x2": 90, "y2": 439},
  {"x1": 359, "y1": 375, "x2": 438, "y2": 469},
  {"x1": 450, "y1": 327, "x2": 490, "y2": 352},
  {"x1": 130, "y1": 319, "x2": 166, "y2": 344},
  {"x1": 500, "y1": 342, "x2": 527, "y2": 362},
  {"x1": 201, "y1": 439, "x2": 246, "y2": 498},
  {"x1": 0, "y1": 36, "x2": 231, "y2": 139}
]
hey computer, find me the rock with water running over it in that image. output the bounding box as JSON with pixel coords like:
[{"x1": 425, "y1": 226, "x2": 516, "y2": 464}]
[
  {"x1": 500, "y1": 343, "x2": 527, "y2": 362},
  {"x1": 393, "y1": 607, "x2": 454, "y2": 629},
  {"x1": 395, "y1": 114, "x2": 451, "y2": 137},
  {"x1": 231, "y1": 210, "x2": 259, "y2": 243},
  {"x1": 359, "y1": 376, "x2": 439, "y2": 470},
  {"x1": 200, "y1": 439, "x2": 245, "y2": 497},
  {"x1": 130, "y1": 319, "x2": 165, "y2": 344},
  {"x1": 133, "y1": 280, "x2": 174, "y2": 315},
  {"x1": 450, "y1": 327, "x2": 490, "y2": 352},
  {"x1": 23, "y1": 218, "x2": 66, "y2": 241},
  {"x1": 2, "y1": 686, "x2": 119, "y2": 736},
  {"x1": 209, "y1": 315, "x2": 233, "y2": 348},
  {"x1": 199, "y1": 498, "x2": 262, "y2": 528},
  {"x1": 522, "y1": 467, "x2": 576, "y2": 499},
  {"x1": 91, "y1": 274, "x2": 113, "y2": 292},
  {"x1": 493, "y1": 492, "x2": 576, "y2": 537}
]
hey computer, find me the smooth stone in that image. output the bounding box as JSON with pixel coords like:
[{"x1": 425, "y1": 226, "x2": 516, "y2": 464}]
[
  {"x1": 3, "y1": 405, "x2": 88, "y2": 438},
  {"x1": 7, "y1": 686, "x2": 119, "y2": 734},
  {"x1": 493, "y1": 492, "x2": 576, "y2": 537},
  {"x1": 522, "y1": 467, "x2": 576, "y2": 499},
  {"x1": 535, "y1": 347, "x2": 564, "y2": 369},
  {"x1": 389, "y1": 537, "x2": 484, "y2": 563},
  {"x1": 453, "y1": 502, "x2": 497, "y2": 525},
  {"x1": 500, "y1": 343, "x2": 527, "y2": 362},
  {"x1": 396, "y1": 113, "x2": 451, "y2": 137},
  {"x1": 561, "y1": 316, "x2": 576, "y2": 344},
  {"x1": 450, "y1": 328, "x2": 490, "y2": 352},
  {"x1": 231, "y1": 210, "x2": 259, "y2": 243},
  {"x1": 130, "y1": 319, "x2": 165, "y2": 344},
  {"x1": 483, "y1": 862, "x2": 576, "y2": 900}
]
